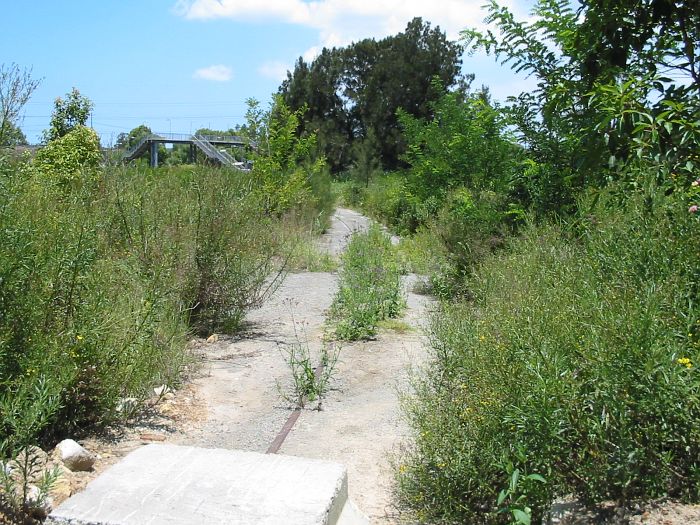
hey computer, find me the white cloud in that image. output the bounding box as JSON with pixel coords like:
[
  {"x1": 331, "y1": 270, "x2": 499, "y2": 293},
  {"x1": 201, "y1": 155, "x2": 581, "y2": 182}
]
[
  {"x1": 258, "y1": 61, "x2": 291, "y2": 81},
  {"x1": 175, "y1": 0, "x2": 310, "y2": 23},
  {"x1": 174, "y1": 0, "x2": 530, "y2": 50},
  {"x1": 193, "y1": 64, "x2": 233, "y2": 82},
  {"x1": 302, "y1": 45, "x2": 321, "y2": 62}
]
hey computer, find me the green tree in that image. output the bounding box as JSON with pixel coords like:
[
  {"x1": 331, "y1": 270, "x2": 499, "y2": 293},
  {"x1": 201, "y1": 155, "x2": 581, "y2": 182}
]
[
  {"x1": 247, "y1": 96, "x2": 326, "y2": 215},
  {"x1": 116, "y1": 124, "x2": 169, "y2": 165},
  {"x1": 281, "y1": 18, "x2": 464, "y2": 172},
  {"x1": 35, "y1": 125, "x2": 102, "y2": 186},
  {"x1": 345, "y1": 18, "x2": 464, "y2": 169},
  {"x1": 463, "y1": 0, "x2": 592, "y2": 207},
  {"x1": 399, "y1": 85, "x2": 521, "y2": 271},
  {"x1": 116, "y1": 124, "x2": 151, "y2": 149},
  {"x1": 44, "y1": 88, "x2": 93, "y2": 142},
  {"x1": 464, "y1": 0, "x2": 700, "y2": 212},
  {"x1": 349, "y1": 130, "x2": 380, "y2": 188},
  {"x1": 0, "y1": 122, "x2": 28, "y2": 147},
  {"x1": 193, "y1": 127, "x2": 241, "y2": 138},
  {"x1": 281, "y1": 49, "x2": 351, "y2": 173},
  {"x1": 0, "y1": 63, "x2": 40, "y2": 148},
  {"x1": 574, "y1": 0, "x2": 699, "y2": 90},
  {"x1": 400, "y1": 84, "x2": 516, "y2": 201}
]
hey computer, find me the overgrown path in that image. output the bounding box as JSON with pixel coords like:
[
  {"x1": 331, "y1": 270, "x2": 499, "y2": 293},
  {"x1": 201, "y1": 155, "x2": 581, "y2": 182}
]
[{"x1": 172, "y1": 207, "x2": 433, "y2": 522}]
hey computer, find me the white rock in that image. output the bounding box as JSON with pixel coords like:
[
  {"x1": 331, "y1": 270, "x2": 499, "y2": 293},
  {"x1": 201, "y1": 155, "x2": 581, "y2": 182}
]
[
  {"x1": 56, "y1": 439, "x2": 95, "y2": 472},
  {"x1": 116, "y1": 397, "x2": 139, "y2": 413},
  {"x1": 153, "y1": 384, "x2": 170, "y2": 397},
  {"x1": 15, "y1": 445, "x2": 49, "y2": 468},
  {"x1": 25, "y1": 484, "x2": 53, "y2": 519}
]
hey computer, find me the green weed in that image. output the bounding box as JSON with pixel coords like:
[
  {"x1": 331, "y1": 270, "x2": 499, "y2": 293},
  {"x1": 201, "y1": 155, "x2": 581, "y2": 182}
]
[
  {"x1": 277, "y1": 316, "x2": 339, "y2": 409},
  {"x1": 399, "y1": 185, "x2": 700, "y2": 523},
  {"x1": 279, "y1": 213, "x2": 338, "y2": 273},
  {"x1": 0, "y1": 159, "x2": 297, "y2": 452},
  {"x1": 0, "y1": 446, "x2": 59, "y2": 521},
  {"x1": 377, "y1": 319, "x2": 413, "y2": 334},
  {"x1": 330, "y1": 225, "x2": 405, "y2": 340}
]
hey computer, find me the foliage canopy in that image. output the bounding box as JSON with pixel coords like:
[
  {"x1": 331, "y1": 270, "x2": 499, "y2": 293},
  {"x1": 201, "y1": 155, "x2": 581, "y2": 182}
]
[
  {"x1": 0, "y1": 63, "x2": 40, "y2": 148},
  {"x1": 281, "y1": 18, "x2": 464, "y2": 172},
  {"x1": 44, "y1": 88, "x2": 93, "y2": 143}
]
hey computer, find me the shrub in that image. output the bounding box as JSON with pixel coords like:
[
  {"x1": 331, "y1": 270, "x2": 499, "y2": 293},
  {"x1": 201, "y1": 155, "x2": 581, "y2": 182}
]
[
  {"x1": 305, "y1": 163, "x2": 335, "y2": 231},
  {"x1": 0, "y1": 163, "x2": 191, "y2": 445},
  {"x1": 34, "y1": 125, "x2": 101, "y2": 187},
  {"x1": 330, "y1": 225, "x2": 404, "y2": 340},
  {"x1": 0, "y1": 159, "x2": 294, "y2": 451},
  {"x1": 399, "y1": 184, "x2": 700, "y2": 523},
  {"x1": 361, "y1": 173, "x2": 419, "y2": 235},
  {"x1": 433, "y1": 187, "x2": 510, "y2": 283},
  {"x1": 395, "y1": 224, "x2": 448, "y2": 277},
  {"x1": 249, "y1": 96, "x2": 330, "y2": 220},
  {"x1": 186, "y1": 173, "x2": 285, "y2": 333}
]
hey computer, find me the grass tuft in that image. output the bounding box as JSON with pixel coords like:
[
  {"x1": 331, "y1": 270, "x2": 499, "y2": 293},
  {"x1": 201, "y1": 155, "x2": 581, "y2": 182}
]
[{"x1": 329, "y1": 225, "x2": 405, "y2": 340}]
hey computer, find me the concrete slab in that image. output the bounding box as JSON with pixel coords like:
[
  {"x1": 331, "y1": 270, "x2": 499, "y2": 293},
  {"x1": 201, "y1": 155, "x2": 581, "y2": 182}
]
[{"x1": 48, "y1": 444, "x2": 368, "y2": 525}]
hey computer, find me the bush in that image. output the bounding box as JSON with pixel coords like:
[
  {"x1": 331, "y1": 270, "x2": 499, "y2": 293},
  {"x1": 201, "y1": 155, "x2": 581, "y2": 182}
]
[
  {"x1": 339, "y1": 177, "x2": 520, "y2": 298},
  {"x1": 330, "y1": 225, "x2": 404, "y2": 340},
  {"x1": 0, "y1": 159, "x2": 293, "y2": 451},
  {"x1": 34, "y1": 126, "x2": 101, "y2": 187},
  {"x1": 305, "y1": 162, "x2": 335, "y2": 231},
  {"x1": 429, "y1": 187, "x2": 513, "y2": 294},
  {"x1": 185, "y1": 173, "x2": 285, "y2": 333},
  {"x1": 395, "y1": 225, "x2": 448, "y2": 277},
  {"x1": 399, "y1": 184, "x2": 700, "y2": 523},
  {"x1": 361, "y1": 173, "x2": 420, "y2": 235},
  {"x1": 249, "y1": 96, "x2": 332, "y2": 222}
]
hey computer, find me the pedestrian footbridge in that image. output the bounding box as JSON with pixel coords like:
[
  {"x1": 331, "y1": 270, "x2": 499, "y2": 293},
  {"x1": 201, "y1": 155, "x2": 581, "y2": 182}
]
[{"x1": 122, "y1": 132, "x2": 251, "y2": 170}]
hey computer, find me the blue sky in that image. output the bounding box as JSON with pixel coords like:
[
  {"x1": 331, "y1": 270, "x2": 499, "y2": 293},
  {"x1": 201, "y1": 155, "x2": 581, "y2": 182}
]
[{"x1": 2, "y1": 0, "x2": 536, "y2": 145}]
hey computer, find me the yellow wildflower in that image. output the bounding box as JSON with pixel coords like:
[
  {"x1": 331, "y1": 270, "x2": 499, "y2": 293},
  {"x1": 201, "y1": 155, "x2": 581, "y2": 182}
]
[{"x1": 677, "y1": 357, "x2": 693, "y2": 369}]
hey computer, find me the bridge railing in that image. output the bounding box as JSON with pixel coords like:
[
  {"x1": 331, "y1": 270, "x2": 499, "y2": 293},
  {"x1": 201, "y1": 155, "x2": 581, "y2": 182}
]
[
  {"x1": 195, "y1": 134, "x2": 247, "y2": 144},
  {"x1": 134, "y1": 132, "x2": 247, "y2": 143},
  {"x1": 122, "y1": 133, "x2": 254, "y2": 164},
  {"x1": 217, "y1": 148, "x2": 238, "y2": 165},
  {"x1": 149, "y1": 132, "x2": 192, "y2": 142},
  {"x1": 123, "y1": 134, "x2": 161, "y2": 160},
  {"x1": 191, "y1": 135, "x2": 234, "y2": 167}
]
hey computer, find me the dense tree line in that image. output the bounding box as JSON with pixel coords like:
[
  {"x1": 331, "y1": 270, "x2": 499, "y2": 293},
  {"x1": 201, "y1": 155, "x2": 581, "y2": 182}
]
[{"x1": 280, "y1": 17, "x2": 464, "y2": 173}]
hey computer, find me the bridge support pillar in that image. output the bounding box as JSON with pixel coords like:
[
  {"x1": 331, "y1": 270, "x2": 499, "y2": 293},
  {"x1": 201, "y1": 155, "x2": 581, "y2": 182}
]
[
  {"x1": 150, "y1": 141, "x2": 158, "y2": 168},
  {"x1": 189, "y1": 144, "x2": 196, "y2": 164}
]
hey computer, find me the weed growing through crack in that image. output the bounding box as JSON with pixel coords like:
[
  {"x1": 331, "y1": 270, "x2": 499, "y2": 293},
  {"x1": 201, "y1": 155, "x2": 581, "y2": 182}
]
[
  {"x1": 277, "y1": 310, "x2": 339, "y2": 409},
  {"x1": 330, "y1": 225, "x2": 405, "y2": 340},
  {"x1": 278, "y1": 340, "x2": 339, "y2": 409}
]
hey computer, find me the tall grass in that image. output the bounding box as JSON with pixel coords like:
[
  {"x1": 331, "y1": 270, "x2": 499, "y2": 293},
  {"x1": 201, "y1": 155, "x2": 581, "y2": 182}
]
[
  {"x1": 0, "y1": 159, "x2": 298, "y2": 453},
  {"x1": 398, "y1": 185, "x2": 700, "y2": 523}
]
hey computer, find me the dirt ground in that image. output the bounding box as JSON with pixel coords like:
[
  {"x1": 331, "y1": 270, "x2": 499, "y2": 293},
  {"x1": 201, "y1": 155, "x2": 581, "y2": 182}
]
[
  {"x1": 165, "y1": 207, "x2": 434, "y2": 522},
  {"x1": 74, "y1": 208, "x2": 433, "y2": 523},
  {"x1": 66, "y1": 208, "x2": 700, "y2": 524}
]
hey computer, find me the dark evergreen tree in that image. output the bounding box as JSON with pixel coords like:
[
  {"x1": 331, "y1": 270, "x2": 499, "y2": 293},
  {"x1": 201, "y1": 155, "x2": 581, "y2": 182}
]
[{"x1": 280, "y1": 18, "x2": 464, "y2": 172}]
